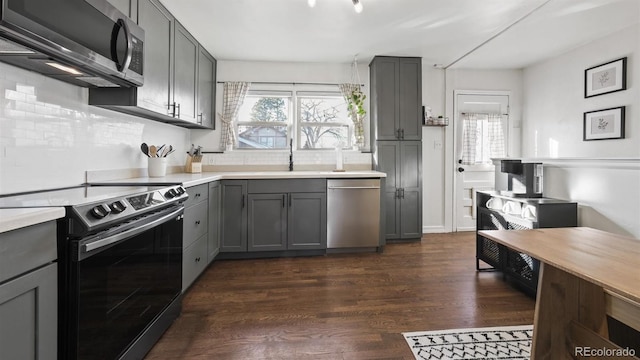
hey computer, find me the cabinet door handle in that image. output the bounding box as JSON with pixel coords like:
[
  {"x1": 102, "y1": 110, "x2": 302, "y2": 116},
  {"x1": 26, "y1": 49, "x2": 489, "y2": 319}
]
[
  {"x1": 401, "y1": 129, "x2": 405, "y2": 139},
  {"x1": 395, "y1": 188, "x2": 399, "y2": 198},
  {"x1": 195, "y1": 220, "x2": 201, "y2": 225},
  {"x1": 197, "y1": 113, "x2": 203, "y2": 125},
  {"x1": 396, "y1": 129, "x2": 401, "y2": 139},
  {"x1": 169, "y1": 102, "x2": 178, "y2": 117},
  {"x1": 176, "y1": 103, "x2": 181, "y2": 118},
  {"x1": 282, "y1": 194, "x2": 285, "y2": 208}
]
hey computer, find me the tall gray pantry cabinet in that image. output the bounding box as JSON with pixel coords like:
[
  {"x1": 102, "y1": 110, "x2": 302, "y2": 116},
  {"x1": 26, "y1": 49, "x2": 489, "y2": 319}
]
[{"x1": 370, "y1": 56, "x2": 423, "y2": 240}]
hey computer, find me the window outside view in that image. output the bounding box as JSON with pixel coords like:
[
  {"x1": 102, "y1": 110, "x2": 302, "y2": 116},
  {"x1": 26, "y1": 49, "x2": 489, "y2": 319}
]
[
  {"x1": 235, "y1": 89, "x2": 352, "y2": 150},
  {"x1": 299, "y1": 95, "x2": 350, "y2": 149},
  {"x1": 236, "y1": 94, "x2": 290, "y2": 149}
]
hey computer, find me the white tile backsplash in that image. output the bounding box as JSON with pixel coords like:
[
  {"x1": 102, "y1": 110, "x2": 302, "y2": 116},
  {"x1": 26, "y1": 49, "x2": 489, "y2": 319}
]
[
  {"x1": 0, "y1": 63, "x2": 190, "y2": 194},
  {"x1": 204, "y1": 149, "x2": 371, "y2": 168},
  {"x1": 0, "y1": 63, "x2": 373, "y2": 194}
]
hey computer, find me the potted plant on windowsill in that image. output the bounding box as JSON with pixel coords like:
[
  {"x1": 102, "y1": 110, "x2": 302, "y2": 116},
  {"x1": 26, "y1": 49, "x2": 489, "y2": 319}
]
[{"x1": 346, "y1": 88, "x2": 366, "y2": 149}]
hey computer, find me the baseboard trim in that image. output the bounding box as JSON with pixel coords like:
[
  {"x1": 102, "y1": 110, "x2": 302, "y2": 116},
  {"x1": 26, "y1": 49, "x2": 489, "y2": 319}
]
[{"x1": 423, "y1": 226, "x2": 448, "y2": 234}]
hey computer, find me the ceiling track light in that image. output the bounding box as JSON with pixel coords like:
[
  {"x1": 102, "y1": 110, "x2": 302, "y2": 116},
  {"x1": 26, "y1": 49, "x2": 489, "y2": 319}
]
[{"x1": 352, "y1": 0, "x2": 363, "y2": 13}]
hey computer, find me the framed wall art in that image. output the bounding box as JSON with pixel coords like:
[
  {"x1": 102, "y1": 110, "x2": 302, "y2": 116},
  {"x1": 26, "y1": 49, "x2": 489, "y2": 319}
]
[
  {"x1": 583, "y1": 106, "x2": 625, "y2": 141},
  {"x1": 584, "y1": 57, "x2": 627, "y2": 98}
]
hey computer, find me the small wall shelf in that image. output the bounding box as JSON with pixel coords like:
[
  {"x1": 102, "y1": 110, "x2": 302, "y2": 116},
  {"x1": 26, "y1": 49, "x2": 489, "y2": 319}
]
[{"x1": 423, "y1": 117, "x2": 449, "y2": 126}]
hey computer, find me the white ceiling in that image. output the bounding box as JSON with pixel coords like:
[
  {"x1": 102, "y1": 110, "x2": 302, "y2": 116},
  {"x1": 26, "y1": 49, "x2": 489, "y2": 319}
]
[{"x1": 160, "y1": 0, "x2": 639, "y2": 69}]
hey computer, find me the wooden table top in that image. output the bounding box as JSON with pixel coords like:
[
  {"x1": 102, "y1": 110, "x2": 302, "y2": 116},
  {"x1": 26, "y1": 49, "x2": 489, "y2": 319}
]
[{"x1": 478, "y1": 227, "x2": 640, "y2": 304}]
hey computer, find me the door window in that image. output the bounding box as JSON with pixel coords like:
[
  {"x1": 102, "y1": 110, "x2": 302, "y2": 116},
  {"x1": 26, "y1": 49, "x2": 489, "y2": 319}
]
[{"x1": 461, "y1": 113, "x2": 507, "y2": 165}]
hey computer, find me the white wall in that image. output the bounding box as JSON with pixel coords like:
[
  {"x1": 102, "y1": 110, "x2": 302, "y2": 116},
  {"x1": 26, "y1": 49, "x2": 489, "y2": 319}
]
[
  {"x1": 522, "y1": 24, "x2": 639, "y2": 158},
  {"x1": 0, "y1": 63, "x2": 190, "y2": 194},
  {"x1": 518, "y1": 24, "x2": 640, "y2": 239},
  {"x1": 190, "y1": 60, "x2": 373, "y2": 169},
  {"x1": 422, "y1": 67, "x2": 523, "y2": 233}
]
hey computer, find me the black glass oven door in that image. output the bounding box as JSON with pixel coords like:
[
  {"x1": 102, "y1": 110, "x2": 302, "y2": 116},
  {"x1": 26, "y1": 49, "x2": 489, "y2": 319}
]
[{"x1": 71, "y1": 208, "x2": 182, "y2": 360}]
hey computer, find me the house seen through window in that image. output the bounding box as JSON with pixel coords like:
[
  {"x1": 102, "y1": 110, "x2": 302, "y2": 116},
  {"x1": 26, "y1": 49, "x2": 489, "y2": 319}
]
[{"x1": 235, "y1": 88, "x2": 352, "y2": 150}]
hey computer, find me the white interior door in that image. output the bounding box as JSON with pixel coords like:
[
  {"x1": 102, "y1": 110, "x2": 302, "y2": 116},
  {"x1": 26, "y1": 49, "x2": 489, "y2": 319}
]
[{"x1": 454, "y1": 92, "x2": 509, "y2": 232}]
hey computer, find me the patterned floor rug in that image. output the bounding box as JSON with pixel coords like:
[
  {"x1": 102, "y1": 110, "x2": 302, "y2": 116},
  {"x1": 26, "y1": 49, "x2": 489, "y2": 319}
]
[{"x1": 403, "y1": 324, "x2": 533, "y2": 360}]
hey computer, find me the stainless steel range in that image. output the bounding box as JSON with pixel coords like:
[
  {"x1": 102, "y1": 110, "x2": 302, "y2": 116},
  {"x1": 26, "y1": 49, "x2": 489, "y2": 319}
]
[{"x1": 0, "y1": 184, "x2": 188, "y2": 360}]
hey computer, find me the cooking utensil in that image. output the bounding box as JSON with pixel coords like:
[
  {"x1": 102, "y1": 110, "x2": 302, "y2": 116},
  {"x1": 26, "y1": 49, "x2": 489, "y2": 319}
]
[
  {"x1": 141, "y1": 143, "x2": 149, "y2": 157},
  {"x1": 157, "y1": 144, "x2": 165, "y2": 156},
  {"x1": 149, "y1": 145, "x2": 158, "y2": 157},
  {"x1": 163, "y1": 145, "x2": 174, "y2": 157}
]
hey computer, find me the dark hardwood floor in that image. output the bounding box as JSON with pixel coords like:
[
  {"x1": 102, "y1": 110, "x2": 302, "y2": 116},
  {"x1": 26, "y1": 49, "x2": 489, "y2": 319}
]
[{"x1": 146, "y1": 232, "x2": 535, "y2": 359}]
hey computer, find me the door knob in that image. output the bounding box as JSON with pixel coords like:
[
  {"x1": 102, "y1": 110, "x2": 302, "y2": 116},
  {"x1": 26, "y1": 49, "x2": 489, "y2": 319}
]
[{"x1": 458, "y1": 167, "x2": 465, "y2": 172}]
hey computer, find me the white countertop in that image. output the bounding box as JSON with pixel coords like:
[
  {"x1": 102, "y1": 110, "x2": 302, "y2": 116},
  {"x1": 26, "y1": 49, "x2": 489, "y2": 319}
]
[
  {"x1": 99, "y1": 170, "x2": 386, "y2": 188},
  {"x1": 0, "y1": 207, "x2": 65, "y2": 234},
  {"x1": 2, "y1": 170, "x2": 384, "y2": 232}
]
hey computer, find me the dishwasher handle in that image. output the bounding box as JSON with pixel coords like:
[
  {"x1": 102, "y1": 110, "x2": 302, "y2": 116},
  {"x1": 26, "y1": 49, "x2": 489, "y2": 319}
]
[{"x1": 328, "y1": 186, "x2": 380, "y2": 190}]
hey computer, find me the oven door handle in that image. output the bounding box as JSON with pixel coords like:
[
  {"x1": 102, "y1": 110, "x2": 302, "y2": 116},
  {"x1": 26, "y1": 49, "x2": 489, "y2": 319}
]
[{"x1": 83, "y1": 207, "x2": 183, "y2": 254}]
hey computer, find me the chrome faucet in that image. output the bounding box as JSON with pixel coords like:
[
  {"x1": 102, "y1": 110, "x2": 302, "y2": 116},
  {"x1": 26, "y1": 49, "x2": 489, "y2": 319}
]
[{"x1": 289, "y1": 138, "x2": 294, "y2": 171}]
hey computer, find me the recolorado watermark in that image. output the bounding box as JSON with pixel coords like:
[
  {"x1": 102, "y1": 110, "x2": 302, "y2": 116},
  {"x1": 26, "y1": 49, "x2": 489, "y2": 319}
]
[{"x1": 575, "y1": 346, "x2": 636, "y2": 357}]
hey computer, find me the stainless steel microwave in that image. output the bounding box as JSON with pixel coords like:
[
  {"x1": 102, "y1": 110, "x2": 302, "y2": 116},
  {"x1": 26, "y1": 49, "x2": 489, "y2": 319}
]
[{"x1": 0, "y1": 0, "x2": 144, "y2": 87}]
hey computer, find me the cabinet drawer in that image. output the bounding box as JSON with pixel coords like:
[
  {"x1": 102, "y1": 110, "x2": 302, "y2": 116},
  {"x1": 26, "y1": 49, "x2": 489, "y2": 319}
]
[
  {"x1": 0, "y1": 222, "x2": 56, "y2": 284},
  {"x1": 182, "y1": 234, "x2": 207, "y2": 292},
  {"x1": 248, "y1": 179, "x2": 326, "y2": 194},
  {"x1": 184, "y1": 184, "x2": 208, "y2": 208},
  {"x1": 183, "y1": 200, "x2": 208, "y2": 249}
]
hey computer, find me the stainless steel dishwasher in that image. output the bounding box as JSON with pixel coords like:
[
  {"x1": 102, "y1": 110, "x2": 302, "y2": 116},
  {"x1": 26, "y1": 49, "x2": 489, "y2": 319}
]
[{"x1": 327, "y1": 179, "x2": 381, "y2": 248}]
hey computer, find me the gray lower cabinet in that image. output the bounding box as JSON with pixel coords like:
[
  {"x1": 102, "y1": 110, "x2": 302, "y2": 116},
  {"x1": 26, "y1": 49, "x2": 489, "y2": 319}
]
[
  {"x1": 207, "y1": 181, "x2": 221, "y2": 263},
  {"x1": 248, "y1": 194, "x2": 287, "y2": 251},
  {"x1": 376, "y1": 140, "x2": 422, "y2": 240},
  {"x1": 182, "y1": 235, "x2": 207, "y2": 291},
  {"x1": 220, "y1": 180, "x2": 248, "y2": 252},
  {"x1": 0, "y1": 221, "x2": 58, "y2": 360},
  {"x1": 182, "y1": 184, "x2": 209, "y2": 291},
  {"x1": 221, "y1": 179, "x2": 327, "y2": 253},
  {"x1": 288, "y1": 192, "x2": 326, "y2": 250}
]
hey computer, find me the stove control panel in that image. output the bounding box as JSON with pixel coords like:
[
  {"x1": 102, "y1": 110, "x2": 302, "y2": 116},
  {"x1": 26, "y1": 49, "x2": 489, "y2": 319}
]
[{"x1": 74, "y1": 185, "x2": 189, "y2": 232}]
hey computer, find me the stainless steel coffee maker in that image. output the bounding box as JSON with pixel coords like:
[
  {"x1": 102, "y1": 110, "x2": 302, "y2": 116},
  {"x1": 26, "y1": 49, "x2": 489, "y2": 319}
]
[{"x1": 499, "y1": 160, "x2": 543, "y2": 198}]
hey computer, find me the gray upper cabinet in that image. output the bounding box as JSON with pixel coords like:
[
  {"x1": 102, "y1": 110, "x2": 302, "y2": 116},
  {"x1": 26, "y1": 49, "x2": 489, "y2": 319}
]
[
  {"x1": 370, "y1": 56, "x2": 422, "y2": 141},
  {"x1": 197, "y1": 47, "x2": 216, "y2": 129},
  {"x1": 106, "y1": 0, "x2": 134, "y2": 18},
  {"x1": 376, "y1": 141, "x2": 422, "y2": 240},
  {"x1": 89, "y1": 0, "x2": 216, "y2": 130},
  {"x1": 220, "y1": 180, "x2": 248, "y2": 252},
  {"x1": 136, "y1": 0, "x2": 174, "y2": 115},
  {"x1": 173, "y1": 21, "x2": 198, "y2": 122}
]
